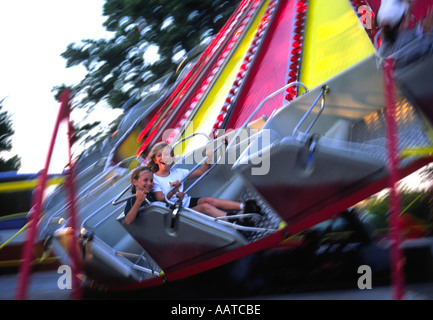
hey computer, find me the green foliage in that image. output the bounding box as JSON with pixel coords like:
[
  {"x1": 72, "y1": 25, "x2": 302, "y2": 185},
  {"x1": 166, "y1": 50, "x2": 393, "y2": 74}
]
[
  {"x1": 358, "y1": 187, "x2": 433, "y2": 230},
  {"x1": 0, "y1": 100, "x2": 21, "y2": 171},
  {"x1": 359, "y1": 196, "x2": 389, "y2": 229},
  {"x1": 56, "y1": 0, "x2": 241, "y2": 148},
  {"x1": 421, "y1": 164, "x2": 433, "y2": 184}
]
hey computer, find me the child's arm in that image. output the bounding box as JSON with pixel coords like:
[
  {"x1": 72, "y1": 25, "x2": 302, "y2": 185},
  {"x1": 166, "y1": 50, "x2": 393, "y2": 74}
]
[
  {"x1": 422, "y1": 6, "x2": 433, "y2": 34},
  {"x1": 188, "y1": 150, "x2": 213, "y2": 179},
  {"x1": 154, "y1": 180, "x2": 181, "y2": 202},
  {"x1": 154, "y1": 191, "x2": 167, "y2": 202},
  {"x1": 125, "y1": 190, "x2": 147, "y2": 225}
]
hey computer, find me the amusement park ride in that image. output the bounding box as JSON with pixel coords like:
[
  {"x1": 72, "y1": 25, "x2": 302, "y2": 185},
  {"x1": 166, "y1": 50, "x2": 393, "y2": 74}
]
[{"x1": 3, "y1": 0, "x2": 433, "y2": 299}]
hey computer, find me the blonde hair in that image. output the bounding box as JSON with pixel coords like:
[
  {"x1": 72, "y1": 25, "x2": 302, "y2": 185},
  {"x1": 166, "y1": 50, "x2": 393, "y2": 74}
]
[
  {"x1": 130, "y1": 166, "x2": 153, "y2": 194},
  {"x1": 146, "y1": 142, "x2": 174, "y2": 173}
]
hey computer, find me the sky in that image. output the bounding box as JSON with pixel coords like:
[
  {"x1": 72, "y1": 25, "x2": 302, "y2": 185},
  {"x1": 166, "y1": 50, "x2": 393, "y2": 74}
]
[{"x1": 0, "y1": 1, "x2": 115, "y2": 174}]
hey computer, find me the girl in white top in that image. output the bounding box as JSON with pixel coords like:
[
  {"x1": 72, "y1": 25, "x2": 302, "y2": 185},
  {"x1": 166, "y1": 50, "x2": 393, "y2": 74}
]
[{"x1": 147, "y1": 142, "x2": 259, "y2": 218}]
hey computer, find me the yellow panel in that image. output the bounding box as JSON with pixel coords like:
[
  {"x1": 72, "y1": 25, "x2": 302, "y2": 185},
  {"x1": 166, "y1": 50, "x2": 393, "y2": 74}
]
[
  {"x1": 178, "y1": 1, "x2": 269, "y2": 155},
  {"x1": 0, "y1": 176, "x2": 64, "y2": 193},
  {"x1": 115, "y1": 128, "x2": 141, "y2": 161},
  {"x1": 300, "y1": 0, "x2": 375, "y2": 91}
]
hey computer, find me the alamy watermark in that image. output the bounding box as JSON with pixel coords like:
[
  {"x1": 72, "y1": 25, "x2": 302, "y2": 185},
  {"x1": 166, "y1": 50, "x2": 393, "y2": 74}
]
[
  {"x1": 56, "y1": 264, "x2": 374, "y2": 291},
  {"x1": 57, "y1": 265, "x2": 72, "y2": 290},
  {"x1": 357, "y1": 265, "x2": 373, "y2": 290},
  {"x1": 358, "y1": 5, "x2": 374, "y2": 30},
  {"x1": 161, "y1": 122, "x2": 272, "y2": 176}
]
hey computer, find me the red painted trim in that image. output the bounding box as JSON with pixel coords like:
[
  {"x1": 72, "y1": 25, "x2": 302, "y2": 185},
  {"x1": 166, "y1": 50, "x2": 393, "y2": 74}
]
[{"x1": 107, "y1": 227, "x2": 289, "y2": 292}]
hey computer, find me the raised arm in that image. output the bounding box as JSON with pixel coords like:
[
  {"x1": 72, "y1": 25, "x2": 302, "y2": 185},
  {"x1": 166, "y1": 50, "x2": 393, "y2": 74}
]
[
  {"x1": 125, "y1": 190, "x2": 147, "y2": 225},
  {"x1": 188, "y1": 150, "x2": 213, "y2": 180}
]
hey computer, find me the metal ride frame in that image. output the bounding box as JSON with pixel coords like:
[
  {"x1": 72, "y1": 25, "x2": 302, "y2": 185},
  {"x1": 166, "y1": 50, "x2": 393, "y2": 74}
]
[
  {"x1": 18, "y1": 57, "x2": 429, "y2": 298},
  {"x1": 16, "y1": 89, "x2": 82, "y2": 300}
]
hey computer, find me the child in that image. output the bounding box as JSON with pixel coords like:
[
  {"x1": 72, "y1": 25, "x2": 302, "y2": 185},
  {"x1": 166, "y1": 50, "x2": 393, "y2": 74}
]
[
  {"x1": 124, "y1": 166, "x2": 157, "y2": 225},
  {"x1": 147, "y1": 142, "x2": 261, "y2": 219},
  {"x1": 377, "y1": 0, "x2": 433, "y2": 69}
]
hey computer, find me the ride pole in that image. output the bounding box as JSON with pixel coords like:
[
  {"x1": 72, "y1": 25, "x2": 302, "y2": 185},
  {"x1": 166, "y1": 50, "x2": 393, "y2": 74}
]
[
  {"x1": 16, "y1": 89, "x2": 81, "y2": 300},
  {"x1": 62, "y1": 89, "x2": 82, "y2": 300},
  {"x1": 383, "y1": 57, "x2": 405, "y2": 300}
]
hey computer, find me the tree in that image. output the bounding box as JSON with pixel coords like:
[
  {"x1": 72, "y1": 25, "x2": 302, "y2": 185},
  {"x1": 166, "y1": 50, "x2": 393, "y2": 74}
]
[
  {"x1": 358, "y1": 187, "x2": 433, "y2": 234},
  {"x1": 57, "y1": 0, "x2": 241, "y2": 148},
  {"x1": 0, "y1": 100, "x2": 21, "y2": 171}
]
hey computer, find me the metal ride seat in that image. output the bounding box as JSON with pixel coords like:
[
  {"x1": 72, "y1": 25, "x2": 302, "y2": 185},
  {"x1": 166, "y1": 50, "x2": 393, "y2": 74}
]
[
  {"x1": 233, "y1": 52, "x2": 433, "y2": 230},
  {"x1": 111, "y1": 130, "x2": 279, "y2": 276},
  {"x1": 375, "y1": 27, "x2": 433, "y2": 135},
  {"x1": 232, "y1": 55, "x2": 392, "y2": 226},
  {"x1": 40, "y1": 156, "x2": 139, "y2": 239},
  {"x1": 394, "y1": 54, "x2": 433, "y2": 127},
  {"x1": 112, "y1": 133, "x2": 276, "y2": 274},
  {"x1": 116, "y1": 201, "x2": 248, "y2": 273}
]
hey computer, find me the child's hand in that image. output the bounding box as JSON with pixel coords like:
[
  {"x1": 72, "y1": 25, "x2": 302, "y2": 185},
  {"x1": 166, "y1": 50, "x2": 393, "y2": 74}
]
[
  {"x1": 136, "y1": 189, "x2": 147, "y2": 204},
  {"x1": 205, "y1": 149, "x2": 214, "y2": 164},
  {"x1": 176, "y1": 192, "x2": 185, "y2": 200},
  {"x1": 170, "y1": 180, "x2": 181, "y2": 190},
  {"x1": 422, "y1": 6, "x2": 433, "y2": 34}
]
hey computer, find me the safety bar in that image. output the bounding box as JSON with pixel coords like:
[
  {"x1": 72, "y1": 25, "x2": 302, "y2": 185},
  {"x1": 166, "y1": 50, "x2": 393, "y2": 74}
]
[
  {"x1": 292, "y1": 85, "x2": 329, "y2": 141},
  {"x1": 81, "y1": 204, "x2": 121, "y2": 232},
  {"x1": 171, "y1": 131, "x2": 212, "y2": 150},
  {"x1": 84, "y1": 192, "x2": 151, "y2": 232},
  {"x1": 374, "y1": 28, "x2": 426, "y2": 67},
  {"x1": 112, "y1": 184, "x2": 152, "y2": 206},
  {"x1": 111, "y1": 135, "x2": 215, "y2": 208},
  {"x1": 44, "y1": 155, "x2": 142, "y2": 226},
  {"x1": 169, "y1": 131, "x2": 212, "y2": 172},
  {"x1": 226, "y1": 81, "x2": 309, "y2": 153},
  {"x1": 166, "y1": 134, "x2": 213, "y2": 174},
  {"x1": 164, "y1": 140, "x2": 226, "y2": 206},
  {"x1": 182, "y1": 206, "x2": 278, "y2": 233},
  {"x1": 115, "y1": 251, "x2": 160, "y2": 276}
]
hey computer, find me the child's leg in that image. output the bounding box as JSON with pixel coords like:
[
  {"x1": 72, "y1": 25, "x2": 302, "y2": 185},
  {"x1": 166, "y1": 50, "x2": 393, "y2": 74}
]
[
  {"x1": 197, "y1": 197, "x2": 241, "y2": 211},
  {"x1": 192, "y1": 203, "x2": 227, "y2": 218}
]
